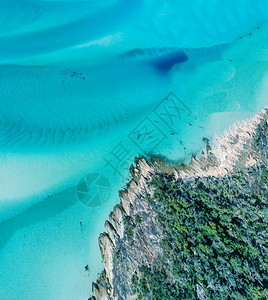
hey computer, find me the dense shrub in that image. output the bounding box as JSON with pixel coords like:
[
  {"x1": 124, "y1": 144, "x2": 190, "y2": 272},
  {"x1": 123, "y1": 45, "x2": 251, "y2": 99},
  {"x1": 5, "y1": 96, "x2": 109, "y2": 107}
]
[{"x1": 132, "y1": 164, "x2": 268, "y2": 299}]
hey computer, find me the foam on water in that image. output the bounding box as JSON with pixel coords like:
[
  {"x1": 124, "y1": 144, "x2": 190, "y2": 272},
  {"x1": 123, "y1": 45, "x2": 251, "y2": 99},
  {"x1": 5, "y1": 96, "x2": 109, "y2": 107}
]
[{"x1": 0, "y1": 0, "x2": 268, "y2": 299}]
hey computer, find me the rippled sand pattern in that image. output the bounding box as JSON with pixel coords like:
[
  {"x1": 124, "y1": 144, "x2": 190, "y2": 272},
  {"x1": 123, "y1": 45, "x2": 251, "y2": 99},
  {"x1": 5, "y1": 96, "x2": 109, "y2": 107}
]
[{"x1": 0, "y1": 0, "x2": 267, "y2": 299}]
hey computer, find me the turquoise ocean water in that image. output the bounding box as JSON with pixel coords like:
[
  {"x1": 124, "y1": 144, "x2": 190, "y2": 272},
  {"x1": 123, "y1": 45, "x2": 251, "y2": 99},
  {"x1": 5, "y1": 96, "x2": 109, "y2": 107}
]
[{"x1": 0, "y1": 1, "x2": 267, "y2": 299}]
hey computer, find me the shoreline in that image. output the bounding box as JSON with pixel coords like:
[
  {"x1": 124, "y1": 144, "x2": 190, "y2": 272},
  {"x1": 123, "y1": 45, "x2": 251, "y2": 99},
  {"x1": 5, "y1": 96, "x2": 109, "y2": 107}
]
[{"x1": 90, "y1": 107, "x2": 267, "y2": 299}]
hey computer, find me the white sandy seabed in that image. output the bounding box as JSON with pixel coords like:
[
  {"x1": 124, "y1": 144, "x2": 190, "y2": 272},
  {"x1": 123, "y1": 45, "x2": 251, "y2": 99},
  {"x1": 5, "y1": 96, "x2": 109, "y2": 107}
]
[{"x1": 0, "y1": 1, "x2": 268, "y2": 299}]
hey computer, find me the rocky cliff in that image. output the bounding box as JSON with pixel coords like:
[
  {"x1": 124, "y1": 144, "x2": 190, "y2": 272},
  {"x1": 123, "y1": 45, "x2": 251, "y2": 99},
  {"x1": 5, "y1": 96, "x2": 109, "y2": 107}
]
[{"x1": 89, "y1": 107, "x2": 268, "y2": 300}]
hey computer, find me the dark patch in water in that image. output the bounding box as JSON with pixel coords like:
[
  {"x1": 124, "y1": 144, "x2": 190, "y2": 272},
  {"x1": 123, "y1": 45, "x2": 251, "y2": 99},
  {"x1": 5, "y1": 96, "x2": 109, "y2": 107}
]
[{"x1": 154, "y1": 50, "x2": 188, "y2": 72}]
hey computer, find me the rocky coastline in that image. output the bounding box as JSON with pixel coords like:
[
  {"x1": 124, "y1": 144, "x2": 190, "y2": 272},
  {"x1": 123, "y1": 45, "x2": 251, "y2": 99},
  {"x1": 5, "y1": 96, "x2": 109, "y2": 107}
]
[{"x1": 89, "y1": 107, "x2": 268, "y2": 300}]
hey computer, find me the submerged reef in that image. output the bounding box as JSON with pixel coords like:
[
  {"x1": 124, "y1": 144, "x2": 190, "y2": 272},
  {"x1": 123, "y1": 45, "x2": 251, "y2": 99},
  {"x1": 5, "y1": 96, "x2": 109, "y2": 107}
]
[{"x1": 90, "y1": 108, "x2": 268, "y2": 300}]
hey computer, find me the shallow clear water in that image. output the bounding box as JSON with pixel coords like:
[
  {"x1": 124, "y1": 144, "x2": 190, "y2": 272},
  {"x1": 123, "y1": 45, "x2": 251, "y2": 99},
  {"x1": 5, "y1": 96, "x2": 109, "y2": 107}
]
[{"x1": 0, "y1": 1, "x2": 267, "y2": 299}]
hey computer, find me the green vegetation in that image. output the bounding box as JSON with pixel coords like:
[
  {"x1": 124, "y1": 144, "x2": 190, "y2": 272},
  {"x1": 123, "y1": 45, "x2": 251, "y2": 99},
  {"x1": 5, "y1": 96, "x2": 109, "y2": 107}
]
[
  {"x1": 124, "y1": 215, "x2": 134, "y2": 237},
  {"x1": 135, "y1": 215, "x2": 142, "y2": 224},
  {"x1": 132, "y1": 163, "x2": 268, "y2": 299}
]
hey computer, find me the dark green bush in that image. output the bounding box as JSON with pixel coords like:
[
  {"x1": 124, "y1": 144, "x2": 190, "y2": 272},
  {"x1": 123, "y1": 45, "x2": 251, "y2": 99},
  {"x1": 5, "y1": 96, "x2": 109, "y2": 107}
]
[{"x1": 133, "y1": 164, "x2": 268, "y2": 300}]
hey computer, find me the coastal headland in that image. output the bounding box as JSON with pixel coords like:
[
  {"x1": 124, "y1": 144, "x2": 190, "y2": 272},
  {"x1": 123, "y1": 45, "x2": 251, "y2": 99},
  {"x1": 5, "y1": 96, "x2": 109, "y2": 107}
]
[{"x1": 90, "y1": 108, "x2": 268, "y2": 300}]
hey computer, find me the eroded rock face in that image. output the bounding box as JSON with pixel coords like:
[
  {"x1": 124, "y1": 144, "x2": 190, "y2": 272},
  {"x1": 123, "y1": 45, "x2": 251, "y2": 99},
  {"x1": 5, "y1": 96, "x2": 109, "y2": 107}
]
[
  {"x1": 89, "y1": 157, "x2": 163, "y2": 300},
  {"x1": 90, "y1": 108, "x2": 268, "y2": 300}
]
